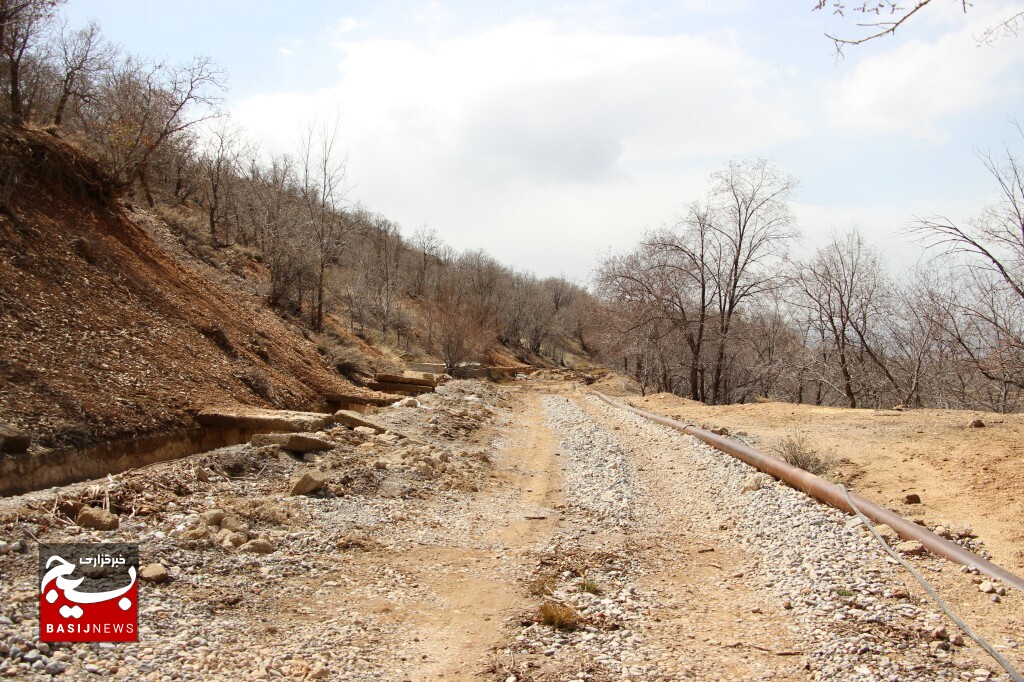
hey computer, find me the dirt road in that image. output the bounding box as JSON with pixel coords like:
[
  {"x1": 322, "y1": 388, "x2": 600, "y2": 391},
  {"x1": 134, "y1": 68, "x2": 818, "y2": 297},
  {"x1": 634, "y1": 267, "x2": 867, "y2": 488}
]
[{"x1": 0, "y1": 378, "x2": 1021, "y2": 680}]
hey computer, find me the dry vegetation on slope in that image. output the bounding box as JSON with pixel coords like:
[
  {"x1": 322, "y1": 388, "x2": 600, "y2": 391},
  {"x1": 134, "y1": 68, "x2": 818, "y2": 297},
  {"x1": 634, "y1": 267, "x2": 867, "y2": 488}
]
[{"x1": 0, "y1": 125, "x2": 366, "y2": 449}]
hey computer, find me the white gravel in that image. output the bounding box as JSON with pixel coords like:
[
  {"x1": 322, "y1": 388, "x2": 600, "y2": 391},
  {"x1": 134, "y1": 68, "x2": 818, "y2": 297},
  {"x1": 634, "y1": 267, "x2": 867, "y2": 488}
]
[{"x1": 512, "y1": 394, "x2": 1009, "y2": 682}]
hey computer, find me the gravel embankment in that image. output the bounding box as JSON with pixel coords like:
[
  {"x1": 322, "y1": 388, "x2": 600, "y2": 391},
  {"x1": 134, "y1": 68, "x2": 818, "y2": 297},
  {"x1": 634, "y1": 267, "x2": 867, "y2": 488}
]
[{"x1": 509, "y1": 395, "x2": 1014, "y2": 682}]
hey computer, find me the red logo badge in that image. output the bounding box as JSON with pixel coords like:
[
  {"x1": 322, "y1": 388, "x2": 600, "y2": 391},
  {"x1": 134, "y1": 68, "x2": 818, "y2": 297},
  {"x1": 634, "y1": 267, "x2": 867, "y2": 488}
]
[{"x1": 39, "y1": 544, "x2": 138, "y2": 642}]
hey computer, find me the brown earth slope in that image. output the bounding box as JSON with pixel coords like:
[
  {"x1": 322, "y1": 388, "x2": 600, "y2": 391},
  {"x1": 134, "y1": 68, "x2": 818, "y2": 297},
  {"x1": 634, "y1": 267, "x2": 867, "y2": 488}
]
[{"x1": 0, "y1": 125, "x2": 364, "y2": 450}]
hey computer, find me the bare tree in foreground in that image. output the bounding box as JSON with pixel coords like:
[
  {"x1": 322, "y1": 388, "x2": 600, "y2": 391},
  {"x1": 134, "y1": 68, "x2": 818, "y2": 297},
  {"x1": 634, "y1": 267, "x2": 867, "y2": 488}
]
[{"x1": 813, "y1": 1, "x2": 1023, "y2": 53}]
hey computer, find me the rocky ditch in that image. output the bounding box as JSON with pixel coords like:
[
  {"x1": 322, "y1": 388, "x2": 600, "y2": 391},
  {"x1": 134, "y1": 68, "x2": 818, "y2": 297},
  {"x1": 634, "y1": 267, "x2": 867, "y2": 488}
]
[{"x1": 0, "y1": 381, "x2": 507, "y2": 680}]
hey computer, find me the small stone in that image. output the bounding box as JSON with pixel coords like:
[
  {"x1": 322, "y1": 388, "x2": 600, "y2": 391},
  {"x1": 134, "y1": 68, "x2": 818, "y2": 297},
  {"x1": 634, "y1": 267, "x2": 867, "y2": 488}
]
[
  {"x1": 904, "y1": 493, "x2": 922, "y2": 504},
  {"x1": 895, "y1": 540, "x2": 926, "y2": 556},
  {"x1": 308, "y1": 666, "x2": 329, "y2": 680},
  {"x1": 223, "y1": 532, "x2": 247, "y2": 548},
  {"x1": 179, "y1": 522, "x2": 208, "y2": 540},
  {"x1": 139, "y1": 563, "x2": 169, "y2": 583},
  {"x1": 978, "y1": 581, "x2": 995, "y2": 593},
  {"x1": 0, "y1": 541, "x2": 9, "y2": 555},
  {"x1": 76, "y1": 507, "x2": 119, "y2": 531},
  {"x1": 240, "y1": 538, "x2": 275, "y2": 554},
  {"x1": 201, "y1": 509, "x2": 226, "y2": 526},
  {"x1": 397, "y1": 397, "x2": 419, "y2": 408},
  {"x1": 741, "y1": 474, "x2": 767, "y2": 493},
  {"x1": 931, "y1": 626, "x2": 948, "y2": 641},
  {"x1": 415, "y1": 463, "x2": 434, "y2": 479},
  {"x1": 951, "y1": 524, "x2": 973, "y2": 538},
  {"x1": 933, "y1": 525, "x2": 951, "y2": 539},
  {"x1": 44, "y1": 661, "x2": 67, "y2": 675},
  {"x1": 373, "y1": 461, "x2": 388, "y2": 470},
  {"x1": 219, "y1": 515, "x2": 249, "y2": 535},
  {"x1": 951, "y1": 633, "x2": 965, "y2": 647},
  {"x1": 353, "y1": 426, "x2": 377, "y2": 436},
  {"x1": 288, "y1": 471, "x2": 327, "y2": 496}
]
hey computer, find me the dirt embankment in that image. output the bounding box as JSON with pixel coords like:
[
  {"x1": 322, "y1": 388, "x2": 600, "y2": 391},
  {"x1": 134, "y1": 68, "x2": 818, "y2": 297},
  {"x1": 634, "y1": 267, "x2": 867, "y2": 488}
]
[
  {"x1": 0, "y1": 125, "x2": 364, "y2": 450},
  {"x1": 627, "y1": 392, "x2": 1024, "y2": 573}
]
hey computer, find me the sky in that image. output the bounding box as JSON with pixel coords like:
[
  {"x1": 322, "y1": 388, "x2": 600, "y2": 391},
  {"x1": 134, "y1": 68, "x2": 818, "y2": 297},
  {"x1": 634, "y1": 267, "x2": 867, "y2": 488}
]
[{"x1": 65, "y1": 0, "x2": 1024, "y2": 282}]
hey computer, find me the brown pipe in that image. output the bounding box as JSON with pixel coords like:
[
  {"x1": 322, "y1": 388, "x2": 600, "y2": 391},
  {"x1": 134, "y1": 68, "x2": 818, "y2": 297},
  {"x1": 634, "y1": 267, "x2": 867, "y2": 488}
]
[{"x1": 593, "y1": 391, "x2": 1024, "y2": 593}]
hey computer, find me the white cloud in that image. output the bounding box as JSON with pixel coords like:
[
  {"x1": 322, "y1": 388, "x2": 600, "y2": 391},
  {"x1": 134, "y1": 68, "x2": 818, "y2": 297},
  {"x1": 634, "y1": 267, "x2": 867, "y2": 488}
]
[
  {"x1": 231, "y1": 21, "x2": 808, "y2": 278},
  {"x1": 825, "y1": 4, "x2": 1024, "y2": 141},
  {"x1": 334, "y1": 17, "x2": 360, "y2": 34},
  {"x1": 276, "y1": 47, "x2": 295, "y2": 57}
]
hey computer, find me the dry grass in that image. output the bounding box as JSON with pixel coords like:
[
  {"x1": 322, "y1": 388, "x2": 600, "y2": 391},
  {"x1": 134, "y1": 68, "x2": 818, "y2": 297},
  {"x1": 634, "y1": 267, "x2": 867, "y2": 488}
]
[
  {"x1": 537, "y1": 601, "x2": 581, "y2": 631},
  {"x1": 771, "y1": 432, "x2": 835, "y2": 477},
  {"x1": 578, "y1": 576, "x2": 601, "y2": 595},
  {"x1": 528, "y1": 574, "x2": 557, "y2": 597}
]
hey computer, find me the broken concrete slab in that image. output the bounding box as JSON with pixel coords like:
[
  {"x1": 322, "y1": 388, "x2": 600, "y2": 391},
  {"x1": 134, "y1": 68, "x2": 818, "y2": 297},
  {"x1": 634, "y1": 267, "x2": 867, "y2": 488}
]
[
  {"x1": 197, "y1": 407, "x2": 334, "y2": 433},
  {"x1": 333, "y1": 410, "x2": 388, "y2": 434},
  {"x1": 366, "y1": 380, "x2": 433, "y2": 395},
  {"x1": 251, "y1": 433, "x2": 335, "y2": 452}
]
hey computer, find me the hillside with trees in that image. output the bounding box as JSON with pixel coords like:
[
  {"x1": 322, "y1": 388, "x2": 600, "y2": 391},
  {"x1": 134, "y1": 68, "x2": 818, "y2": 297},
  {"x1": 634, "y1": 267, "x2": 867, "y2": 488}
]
[{"x1": 0, "y1": 0, "x2": 595, "y2": 449}]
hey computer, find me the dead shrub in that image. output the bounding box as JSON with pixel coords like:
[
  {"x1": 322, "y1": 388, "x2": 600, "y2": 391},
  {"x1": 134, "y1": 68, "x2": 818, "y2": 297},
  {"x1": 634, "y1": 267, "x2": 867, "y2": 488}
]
[
  {"x1": 317, "y1": 337, "x2": 371, "y2": 379},
  {"x1": 199, "y1": 324, "x2": 235, "y2": 357},
  {"x1": 238, "y1": 368, "x2": 274, "y2": 402},
  {"x1": 537, "y1": 601, "x2": 581, "y2": 631},
  {"x1": 771, "y1": 432, "x2": 835, "y2": 477},
  {"x1": 528, "y1": 574, "x2": 557, "y2": 597}
]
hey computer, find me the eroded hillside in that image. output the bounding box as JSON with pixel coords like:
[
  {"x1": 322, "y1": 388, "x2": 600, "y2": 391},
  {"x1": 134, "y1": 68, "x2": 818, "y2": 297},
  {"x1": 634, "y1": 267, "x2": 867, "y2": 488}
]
[{"x1": 0, "y1": 126, "x2": 367, "y2": 450}]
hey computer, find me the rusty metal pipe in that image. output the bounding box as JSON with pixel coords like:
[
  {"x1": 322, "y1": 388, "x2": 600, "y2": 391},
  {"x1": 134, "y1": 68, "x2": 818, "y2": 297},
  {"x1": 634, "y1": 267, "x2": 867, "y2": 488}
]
[{"x1": 593, "y1": 391, "x2": 1024, "y2": 593}]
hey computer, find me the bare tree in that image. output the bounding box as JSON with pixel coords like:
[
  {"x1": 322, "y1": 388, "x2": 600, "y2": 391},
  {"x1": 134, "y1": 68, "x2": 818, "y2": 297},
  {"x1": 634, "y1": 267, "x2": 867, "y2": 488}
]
[
  {"x1": 705, "y1": 158, "x2": 798, "y2": 403},
  {"x1": 813, "y1": 1, "x2": 1023, "y2": 53},
  {"x1": 298, "y1": 114, "x2": 347, "y2": 331},
  {"x1": 908, "y1": 128, "x2": 1024, "y2": 406},
  {"x1": 199, "y1": 118, "x2": 244, "y2": 244},
  {"x1": 83, "y1": 54, "x2": 224, "y2": 202},
  {"x1": 796, "y1": 229, "x2": 890, "y2": 408},
  {"x1": 0, "y1": 0, "x2": 59, "y2": 123},
  {"x1": 50, "y1": 17, "x2": 111, "y2": 126}
]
